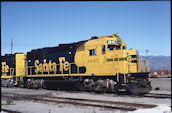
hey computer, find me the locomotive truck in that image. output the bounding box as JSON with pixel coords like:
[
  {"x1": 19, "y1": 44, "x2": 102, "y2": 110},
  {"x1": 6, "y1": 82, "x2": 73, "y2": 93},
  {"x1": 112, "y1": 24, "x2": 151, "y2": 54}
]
[{"x1": 1, "y1": 33, "x2": 151, "y2": 94}]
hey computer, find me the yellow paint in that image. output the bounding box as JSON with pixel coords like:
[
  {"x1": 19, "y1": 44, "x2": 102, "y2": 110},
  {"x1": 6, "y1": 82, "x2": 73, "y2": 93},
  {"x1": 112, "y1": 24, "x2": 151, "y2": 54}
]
[
  {"x1": 1, "y1": 33, "x2": 150, "y2": 86},
  {"x1": 118, "y1": 89, "x2": 126, "y2": 91},
  {"x1": 1, "y1": 62, "x2": 9, "y2": 73},
  {"x1": 15, "y1": 53, "x2": 26, "y2": 77},
  {"x1": 34, "y1": 57, "x2": 70, "y2": 74},
  {"x1": 1, "y1": 62, "x2": 13, "y2": 79}
]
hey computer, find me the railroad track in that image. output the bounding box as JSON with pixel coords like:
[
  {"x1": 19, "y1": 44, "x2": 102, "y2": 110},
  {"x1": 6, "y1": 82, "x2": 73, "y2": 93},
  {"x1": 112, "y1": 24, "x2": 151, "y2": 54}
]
[
  {"x1": 1, "y1": 93, "x2": 157, "y2": 112},
  {"x1": 118, "y1": 93, "x2": 171, "y2": 99},
  {"x1": 143, "y1": 93, "x2": 171, "y2": 99},
  {"x1": 1, "y1": 108, "x2": 21, "y2": 113}
]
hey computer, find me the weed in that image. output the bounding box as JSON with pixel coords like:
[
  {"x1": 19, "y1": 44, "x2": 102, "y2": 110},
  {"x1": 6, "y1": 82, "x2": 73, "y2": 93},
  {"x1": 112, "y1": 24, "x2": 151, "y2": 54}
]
[
  {"x1": 92, "y1": 110, "x2": 96, "y2": 113},
  {"x1": 6, "y1": 98, "x2": 14, "y2": 105},
  {"x1": 48, "y1": 109, "x2": 51, "y2": 113},
  {"x1": 58, "y1": 104, "x2": 64, "y2": 108},
  {"x1": 56, "y1": 88, "x2": 61, "y2": 95}
]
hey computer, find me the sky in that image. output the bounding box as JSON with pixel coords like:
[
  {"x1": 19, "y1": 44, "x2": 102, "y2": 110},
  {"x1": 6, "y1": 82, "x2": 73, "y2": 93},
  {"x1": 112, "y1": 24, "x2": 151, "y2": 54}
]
[{"x1": 1, "y1": 1, "x2": 171, "y2": 56}]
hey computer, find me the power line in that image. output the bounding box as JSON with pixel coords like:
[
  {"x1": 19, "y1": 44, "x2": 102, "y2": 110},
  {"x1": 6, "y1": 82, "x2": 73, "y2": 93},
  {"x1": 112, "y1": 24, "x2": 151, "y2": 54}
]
[{"x1": 11, "y1": 38, "x2": 13, "y2": 54}]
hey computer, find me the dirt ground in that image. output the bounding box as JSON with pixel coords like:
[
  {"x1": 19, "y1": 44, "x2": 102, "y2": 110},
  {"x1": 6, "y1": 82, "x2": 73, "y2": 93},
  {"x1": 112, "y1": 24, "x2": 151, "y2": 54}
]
[
  {"x1": 150, "y1": 77, "x2": 171, "y2": 91},
  {"x1": 1, "y1": 77, "x2": 171, "y2": 113}
]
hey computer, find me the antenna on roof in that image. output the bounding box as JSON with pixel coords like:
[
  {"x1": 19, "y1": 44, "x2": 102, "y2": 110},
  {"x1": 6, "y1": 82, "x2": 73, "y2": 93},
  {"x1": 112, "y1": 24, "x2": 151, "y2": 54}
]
[
  {"x1": 11, "y1": 38, "x2": 13, "y2": 54},
  {"x1": 91, "y1": 36, "x2": 98, "y2": 39},
  {"x1": 112, "y1": 33, "x2": 119, "y2": 37}
]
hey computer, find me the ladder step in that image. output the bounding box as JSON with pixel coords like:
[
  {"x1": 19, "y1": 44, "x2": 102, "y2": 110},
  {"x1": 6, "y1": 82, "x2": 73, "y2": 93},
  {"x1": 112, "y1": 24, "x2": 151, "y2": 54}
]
[
  {"x1": 14, "y1": 82, "x2": 18, "y2": 86},
  {"x1": 131, "y1": 80, "x2": 137, "y2": 83},
  {"x1": 118, "y1": 89, "x2": 126, "y2": 91},
  {"x1": 121, "y1": 84, "x2": 126, "y2": 86}
]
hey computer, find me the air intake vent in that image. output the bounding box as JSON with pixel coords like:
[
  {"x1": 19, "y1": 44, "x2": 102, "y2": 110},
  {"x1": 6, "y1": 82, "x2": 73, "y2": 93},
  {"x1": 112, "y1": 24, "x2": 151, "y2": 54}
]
[
  {"x1": 107, "y1": 35, "x2": 113, "y2": 37},
  {"x1": 91, "y1": 36, "x2": 98, "y2": 39}
]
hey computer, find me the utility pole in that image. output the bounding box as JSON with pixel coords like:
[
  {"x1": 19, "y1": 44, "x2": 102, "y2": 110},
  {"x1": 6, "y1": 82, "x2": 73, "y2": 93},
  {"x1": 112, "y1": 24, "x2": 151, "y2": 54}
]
[
  {"x1": 11, "y1": 38, "x2": 13, "y2": 54},
  {"x1": 145, "y1": 49, "x2": 149, "y2": 59}
]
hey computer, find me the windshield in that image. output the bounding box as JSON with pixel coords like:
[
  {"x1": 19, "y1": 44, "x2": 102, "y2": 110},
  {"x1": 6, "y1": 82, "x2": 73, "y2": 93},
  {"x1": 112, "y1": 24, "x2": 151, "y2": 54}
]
[{"x1": 107, "y1": 45, "x2": 121, "y2": 51}]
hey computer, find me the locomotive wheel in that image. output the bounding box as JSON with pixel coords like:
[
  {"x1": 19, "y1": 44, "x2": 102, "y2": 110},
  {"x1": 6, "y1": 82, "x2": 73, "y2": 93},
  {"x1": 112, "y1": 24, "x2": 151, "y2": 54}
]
[{"x1": 83, "y1": 79, "x2": 95, "y2": 92}]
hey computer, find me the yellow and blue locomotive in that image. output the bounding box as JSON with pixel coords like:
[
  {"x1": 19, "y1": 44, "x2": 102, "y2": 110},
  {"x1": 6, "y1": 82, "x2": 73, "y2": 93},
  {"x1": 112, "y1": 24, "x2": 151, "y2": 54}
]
[{"x1": 1, "y1": 33, "x2": 151, "y2": 94}]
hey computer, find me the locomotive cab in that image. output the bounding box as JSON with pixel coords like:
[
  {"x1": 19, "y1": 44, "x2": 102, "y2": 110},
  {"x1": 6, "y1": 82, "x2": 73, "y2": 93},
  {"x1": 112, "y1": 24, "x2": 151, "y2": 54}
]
[
  {"x1": 103, "y1": 34, "x2": 145, "y2": 74},
  {"x1": 75, "y1": 33, "x2": 148, "y2": 75}
]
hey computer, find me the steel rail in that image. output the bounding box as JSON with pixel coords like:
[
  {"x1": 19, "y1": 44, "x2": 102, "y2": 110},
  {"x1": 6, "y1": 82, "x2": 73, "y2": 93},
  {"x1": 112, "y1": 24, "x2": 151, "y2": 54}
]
[
  {"x1": 2, "y1": 93, "x2": 159, "y2": 111},
  {"x1": 2, "y1": 94, "x2": 136, "y2": 111},
  {"x1": 43, "y1": 96, "x2": 157, "y2": 109},
  {"x1": 143, "y1": 93, "x2": 171, "y2": 99},
  {"x1": 1, "y1": 108, "x2": 21, "y2": 113}
]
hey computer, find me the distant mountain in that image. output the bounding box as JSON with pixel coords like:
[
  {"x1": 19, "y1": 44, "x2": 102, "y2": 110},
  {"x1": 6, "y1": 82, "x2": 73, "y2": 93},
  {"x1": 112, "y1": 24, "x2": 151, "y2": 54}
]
[{"x1": 141, "y1": 56, "x2": 171, "y2": 71}]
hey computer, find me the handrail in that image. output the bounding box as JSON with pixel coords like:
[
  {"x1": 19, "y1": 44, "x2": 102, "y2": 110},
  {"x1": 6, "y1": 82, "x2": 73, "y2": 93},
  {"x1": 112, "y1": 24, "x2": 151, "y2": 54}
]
[
  {"x1": 146, "y1": 59, "x2": 150, "y2": 72},
  {"x1": 117, "y1": 55, "x2": 119, "y2": 82},
  {"x1": 138, "y1": 57, "x2": 149, "y2": 73},
  {"x1": 9, "y1": 68, "x2": 14, "y2": 76},
  {"x1": 124, "y1": 56, "x2": 149, "y2": 74},
  {"x1": 1, "y1": 68, "x2": 14, "y2": 78}
]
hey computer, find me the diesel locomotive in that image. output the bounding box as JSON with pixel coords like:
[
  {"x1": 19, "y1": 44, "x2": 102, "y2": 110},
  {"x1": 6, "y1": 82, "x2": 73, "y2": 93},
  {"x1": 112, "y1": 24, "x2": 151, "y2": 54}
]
[{"x1": 1, "y1": 33, "x2": 152, "y2": 94}]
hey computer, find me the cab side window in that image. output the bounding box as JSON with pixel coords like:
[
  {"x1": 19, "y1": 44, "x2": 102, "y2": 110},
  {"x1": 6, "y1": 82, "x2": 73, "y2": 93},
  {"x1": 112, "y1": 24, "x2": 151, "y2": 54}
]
[
  {"x1": 89, "y1": 49, "x2": 97, "y2": 56},
  {"x1": 102, "y1": 45, "x2": 106, "y2": 54}
]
